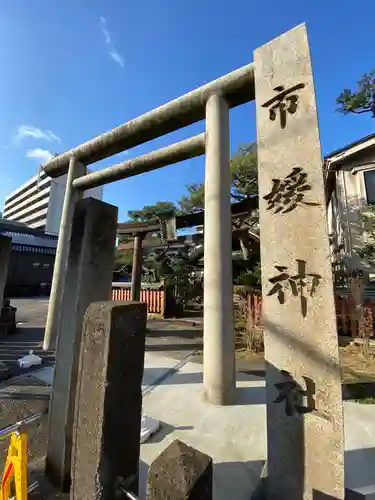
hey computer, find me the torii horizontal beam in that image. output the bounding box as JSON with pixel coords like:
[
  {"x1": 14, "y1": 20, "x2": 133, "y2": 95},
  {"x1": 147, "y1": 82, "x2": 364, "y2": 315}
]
[
  {"x1": 42, "y1": 63, "x2": 255, "y2": 178},
  {"x1": 73, "y1": 134, "x2": 206, "y2": 191}
]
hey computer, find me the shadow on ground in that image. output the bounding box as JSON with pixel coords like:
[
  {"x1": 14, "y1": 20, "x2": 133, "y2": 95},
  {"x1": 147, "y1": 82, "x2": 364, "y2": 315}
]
[
  {"x1": 146, "y1": 327, "x2": 202, "y2": 340},
  {"x1": 146, "y1": 343, "x2": 202, "y2": 353},
  {"x1": 146, "y1": 421, "x2": 194, "y2": 444}
]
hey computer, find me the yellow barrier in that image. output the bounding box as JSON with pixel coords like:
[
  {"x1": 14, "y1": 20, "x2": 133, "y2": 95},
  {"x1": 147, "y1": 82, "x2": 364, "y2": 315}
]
[
  {"x1": 1, "y1": 432, "x2": 28, "y2": 500},
  {"x1": 0, "y1": 410, "x2": 47, "y2": 500}
]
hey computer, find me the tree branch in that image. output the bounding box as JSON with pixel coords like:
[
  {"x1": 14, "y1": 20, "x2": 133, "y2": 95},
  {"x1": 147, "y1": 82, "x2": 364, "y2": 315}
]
[{"x1": 350, "y1": 108, "x2": 372, "y2": 115}]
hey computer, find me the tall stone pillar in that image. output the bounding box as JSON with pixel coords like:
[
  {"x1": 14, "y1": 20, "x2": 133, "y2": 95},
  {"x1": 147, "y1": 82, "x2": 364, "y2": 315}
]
[
  {"x1": 46, "y1": 198, "x2": 118, "y2": 491},
  {"x1": 0, "y1": 236, "x2": 11, "y2": 306},
  {"x1": 203, "y1": 93, "x2": 236, "y2": 405},
  {"x1": 131, "y1": 233, "x2": 144, "y2": 301},
  {"x1": 254, "y1": 24, "x2": 344, "y2": 499},
  {"x1": 43, "y1": 157, "x2": 86, "y2": 351}
]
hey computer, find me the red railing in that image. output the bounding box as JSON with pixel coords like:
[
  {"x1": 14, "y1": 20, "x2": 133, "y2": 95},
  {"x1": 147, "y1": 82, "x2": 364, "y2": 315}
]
[
  {"x1": 112, "y1": 284, "x2": 374, "y2": 337},
  {"x1": 246, "y1": 293, "x2": 262, "y2": 330},
  {"x1": 335, "y1": 295, "x2": 374, "y2": 337},
  {"x1": 245, "y1": 291, "x2": 375, "y2": 337},
  {"x1": 112, "y1": 286, "x2": 164, "y2": 314}
]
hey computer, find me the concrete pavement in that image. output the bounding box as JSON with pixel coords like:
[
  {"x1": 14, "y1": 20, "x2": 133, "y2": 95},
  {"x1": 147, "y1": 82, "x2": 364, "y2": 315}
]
[
  {"x1": 1, "y1": 299, "x2": 375, "y2": 499},
  {"x1": 141, "y1": 353, "x2": 266, "y2": 500},
  {"x1": 0, "y1": 298, "x2": 53, "y2": 380},
  {"x1": 0, "y1": 298, "x2": 204, "y2": 380},
  {"x1": 140, "y1": 353, "x2": 375, "y2": 499},
  {"x1": 4, "y1": 352, "x2": 375, "y2": 499}
]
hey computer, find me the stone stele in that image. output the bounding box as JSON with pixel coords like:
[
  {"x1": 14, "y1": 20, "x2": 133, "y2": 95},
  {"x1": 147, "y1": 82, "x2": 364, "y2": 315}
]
[{"x1": 254, "y1": 23, "x2": 344, "y2": 500}]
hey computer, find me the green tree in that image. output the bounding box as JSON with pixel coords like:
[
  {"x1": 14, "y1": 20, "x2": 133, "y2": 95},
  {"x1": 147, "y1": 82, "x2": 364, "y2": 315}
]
[
  {"x1": 177, "y1": 142, "x2": 259, "y2": 267},
  {"x1": 230, "y1": 143, "x2": 258, "y2": 201},
  {"x1": 351, "y1": 206, "x2": 375, "y2": 358},
  {"x1": 178, "y1": 184, "x2": 205, "y2": 214},
  {"x1": 128, "y1": 201, "x2": 177, "y2": 222},
  {"x1": 358, "y1": 205, "x2": 375, "y2": 265},
  {"x1": 114, "y1": 248, "x2": 133, "y2": 268},
  {"x1": 178, "y1": 142, "x2": 258, "y2": 213},
  {"x1": 336, "y1": 70, "x2": 375, "y2": 118}
]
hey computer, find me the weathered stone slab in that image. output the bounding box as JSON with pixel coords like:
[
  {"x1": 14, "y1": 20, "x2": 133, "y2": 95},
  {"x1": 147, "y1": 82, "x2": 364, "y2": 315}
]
[
  {"x1": 254, "y1": 24, "x2": 344, "y2": 499},
  {"x1": 71, "y1": 301, "x2": 147, "y2": 500},
  {"x1": 46, "y1": 198, "x2": 118, "y2": 491},
  {"x1": 147, "y1": 439, "x2": 212, "y2": 500}
]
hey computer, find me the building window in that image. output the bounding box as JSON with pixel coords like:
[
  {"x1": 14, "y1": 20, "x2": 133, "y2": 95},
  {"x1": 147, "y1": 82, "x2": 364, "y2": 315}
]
[
  {"x1": 32, "y1": 262, "x2": 40, "y2": 268},
  {"x1": 364, "y1": 170, "x2": 375, "y2": 204}
]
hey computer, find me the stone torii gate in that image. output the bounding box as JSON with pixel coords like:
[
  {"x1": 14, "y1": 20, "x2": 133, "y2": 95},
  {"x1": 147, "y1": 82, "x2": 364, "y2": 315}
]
[
  {"x1": 43, "y1": 24, "x2": 345, "y2": 500},
  {"x1": 116, "y1": 197, "x2": 259, "y2": 302},
  {"x1": 43, "y1": 71, "x2": 253, "y2": 408}
]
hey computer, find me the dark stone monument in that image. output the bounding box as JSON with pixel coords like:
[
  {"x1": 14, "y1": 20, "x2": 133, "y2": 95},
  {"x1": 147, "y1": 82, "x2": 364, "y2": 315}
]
[
  {"x1": 70, "y1": 301, "x2": 147, "y2": 500},
  {"x1": 46, "y1": 198, "x2": 118, "y2": 491},
  {"x1": 147, "y1": 439, "x2": 212, "y2": 500}
]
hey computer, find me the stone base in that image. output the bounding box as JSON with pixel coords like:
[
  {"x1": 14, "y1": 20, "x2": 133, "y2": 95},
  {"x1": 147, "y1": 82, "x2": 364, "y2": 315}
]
[{"x1": 0, "y1": 361, "x2": 10, "y2": 381}]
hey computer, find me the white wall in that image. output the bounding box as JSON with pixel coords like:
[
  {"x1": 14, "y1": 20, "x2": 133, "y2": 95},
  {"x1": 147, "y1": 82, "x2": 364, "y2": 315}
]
[
  {"x1": 328, "y1": 148, "x2": 375, "y2": 276},
  {"x1": 45, "y1": 182, "x2": 66, "y2": 235},
  {"x1": 45, "y1": 173, "x2": 104, "y2": 235}
]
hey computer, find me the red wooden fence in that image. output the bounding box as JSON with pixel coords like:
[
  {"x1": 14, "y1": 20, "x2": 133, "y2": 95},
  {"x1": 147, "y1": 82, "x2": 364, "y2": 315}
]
[
  {"x1": 245, "y1": 292, "x2": 375, "y2": 338},
  {"x1": 335, "y1": 295, "x2": 374, "y2": 337},
  {"x1": 112, "y1": 286, "x2": 164, "y2": 314},
  {"x1": 111, "y1": 284, "x2": 374, "y2": 337}
]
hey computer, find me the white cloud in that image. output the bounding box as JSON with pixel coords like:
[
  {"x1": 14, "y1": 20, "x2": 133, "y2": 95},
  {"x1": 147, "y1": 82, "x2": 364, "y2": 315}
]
[
  {"x1": 100, "y1": 16, "x2": 111, "y2": 44},
  {"x1": 15, "y1": 125, "x2": 60, "y2": 143},
  {"x1": 26, "y1": 148, "x2": 54, "y2": 163},
  {"x1": 109, "y1": 49, "x2": 124, "y2": 68},
  {"x1": 100, "y1": 16, "x2": 124, "y2": 68}
]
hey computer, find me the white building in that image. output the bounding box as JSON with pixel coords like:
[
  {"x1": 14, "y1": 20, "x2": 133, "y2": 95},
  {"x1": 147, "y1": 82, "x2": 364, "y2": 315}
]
[
  {"x1": 325, "y1": 133, "x2": 375, "y2": 291},
  {"x1": 2, "y1": 169, "x2": 103, "y2": 235}
]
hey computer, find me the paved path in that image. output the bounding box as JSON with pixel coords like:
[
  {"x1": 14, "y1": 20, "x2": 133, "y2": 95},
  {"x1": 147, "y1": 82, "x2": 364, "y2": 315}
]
[
  {"x1": 0, "y1": 298, "x2": 204, "y2": 379},
  {"x1": 3, "y1": 299, "x2": 374, "y2": 499},
  {"x1": 141, "y1": 354, "x2": 375, "y2": 499},
  {"x1": 3, "y1": 355, "x2": 375, "y2": 499},
  {"x1": 0, "y1": 299, "x2": 53, "y2": 380}
]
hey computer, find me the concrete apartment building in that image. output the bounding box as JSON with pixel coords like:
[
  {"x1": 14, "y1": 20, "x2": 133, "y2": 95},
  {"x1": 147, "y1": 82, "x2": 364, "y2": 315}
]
[
  {"x1": 325, "y1": 133, "x2": 375, "y2": 294},
  {"x1": 2, "y1": 168, "x2": 103, "y2": 235}
]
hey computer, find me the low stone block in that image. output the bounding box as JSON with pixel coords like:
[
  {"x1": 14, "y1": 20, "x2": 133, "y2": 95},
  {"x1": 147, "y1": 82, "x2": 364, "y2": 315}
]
[
  {"x1": 71, "y1": 301, "x2": 147, "y2": 500},
  {"x1": 147, "y1": 439, "x2": 212, "y2": 500}
]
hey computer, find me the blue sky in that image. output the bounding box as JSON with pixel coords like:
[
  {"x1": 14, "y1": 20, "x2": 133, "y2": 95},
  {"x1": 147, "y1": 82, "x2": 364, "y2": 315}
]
[{"x1": 0, "y1": 0, "x2": 374, "y2": 221}]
